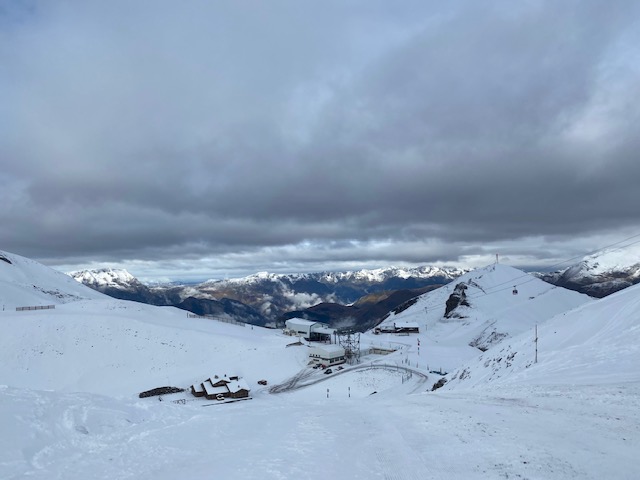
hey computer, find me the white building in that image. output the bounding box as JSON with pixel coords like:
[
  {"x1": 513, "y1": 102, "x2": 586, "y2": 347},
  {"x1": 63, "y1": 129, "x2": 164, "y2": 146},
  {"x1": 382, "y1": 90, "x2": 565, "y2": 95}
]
[
  {"x1": 308, "y1": 344, "x2": 346, "y2": 366},
  {"x1": 285, "y1": 318, "x2": 318, "y2": 337},
  {"x1": 285, "y1": 318, "x2": 336, "y2": 342}
]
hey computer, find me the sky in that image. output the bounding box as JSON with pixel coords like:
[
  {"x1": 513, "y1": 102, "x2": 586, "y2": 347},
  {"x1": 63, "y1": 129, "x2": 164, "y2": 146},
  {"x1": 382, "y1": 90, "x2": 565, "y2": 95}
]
[{"x1": 2, "y1": 0, "x2": 640, "y2": 282}]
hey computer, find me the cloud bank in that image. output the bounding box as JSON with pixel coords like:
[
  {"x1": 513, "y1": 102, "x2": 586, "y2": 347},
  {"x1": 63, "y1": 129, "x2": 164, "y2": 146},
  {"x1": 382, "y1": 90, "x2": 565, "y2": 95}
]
[{"x1": 1, "y1": 0, "x2": 639, "y2": 280}]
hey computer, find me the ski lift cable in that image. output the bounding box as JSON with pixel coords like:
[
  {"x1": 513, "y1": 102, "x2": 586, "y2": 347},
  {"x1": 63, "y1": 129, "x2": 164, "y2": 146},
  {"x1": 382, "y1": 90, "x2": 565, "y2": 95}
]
[
  {"x1": 466, "y1": 235, "x2": 640, "y2": 297},
  {"x1": 413, "y1": 233, "x2": 640, "y2": 316}
]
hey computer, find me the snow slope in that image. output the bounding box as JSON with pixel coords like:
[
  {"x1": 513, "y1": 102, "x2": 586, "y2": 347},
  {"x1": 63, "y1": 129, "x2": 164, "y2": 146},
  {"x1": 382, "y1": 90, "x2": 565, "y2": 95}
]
[
  {"x1": 1, "y1": 254, "x2": 639, "y2": 479},
  {"x1": 0, "y1": 250, "x2": 105, "y2": 308},
  {"x1": 443, "y1": 280, "x2": 640, "y2": 389},
  {"x1": 375, "y1": 264, "x2": 593, "y2": 372},
  {"x1": 0, "y1": 299, "x2": 306, "y2": 396}
]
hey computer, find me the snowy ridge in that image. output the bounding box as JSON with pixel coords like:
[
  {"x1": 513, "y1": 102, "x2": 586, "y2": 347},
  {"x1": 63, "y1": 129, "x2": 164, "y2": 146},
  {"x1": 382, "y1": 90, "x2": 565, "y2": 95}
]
[
  {"x1": 70, "y1": 268, "x2": 139, "y2": 288},
  {"x1": 578, "y1": 244, "x2": 640, "y2": 276},
  {"x1": 0, "y1": 250, "x2": 104, "y2": 308},
  {"x1": 205, "y1": 265, "x2": 468, "y2": 286},
  {"x1": 559, "y1": 246, "x2": 640, "y2": 281},
  {"x1": 539, "y1": 244, "x2": 640, "y2": 297}
]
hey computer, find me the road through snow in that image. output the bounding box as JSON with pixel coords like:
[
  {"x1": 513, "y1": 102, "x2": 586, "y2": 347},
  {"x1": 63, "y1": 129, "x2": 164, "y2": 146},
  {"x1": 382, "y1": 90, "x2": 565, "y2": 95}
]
[{"x1": 269, "y1": 363, "x2": 430, "y2": 395}]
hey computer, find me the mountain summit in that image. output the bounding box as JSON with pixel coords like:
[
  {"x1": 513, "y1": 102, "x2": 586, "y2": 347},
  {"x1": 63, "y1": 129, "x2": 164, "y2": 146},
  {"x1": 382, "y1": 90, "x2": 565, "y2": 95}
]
[
  {"x1": 378, "y1": 264, "x2": 593, "y2": 371},
  {"x1": 540, "y1": 246, "x2": 640, "y2": 297}
]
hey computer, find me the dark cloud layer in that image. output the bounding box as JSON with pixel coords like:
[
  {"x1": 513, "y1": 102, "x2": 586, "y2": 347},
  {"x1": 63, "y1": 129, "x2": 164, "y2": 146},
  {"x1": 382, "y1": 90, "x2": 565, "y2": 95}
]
[{"x1": 2, "y1": 0, "x2": 640, "y2": 280}]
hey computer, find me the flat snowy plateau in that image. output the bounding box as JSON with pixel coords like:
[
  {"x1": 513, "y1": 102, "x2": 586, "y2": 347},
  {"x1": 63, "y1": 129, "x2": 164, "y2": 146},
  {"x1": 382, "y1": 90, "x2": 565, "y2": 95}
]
[{"x1": 1, "y1": 251, "x2": 638, "y2": 479}]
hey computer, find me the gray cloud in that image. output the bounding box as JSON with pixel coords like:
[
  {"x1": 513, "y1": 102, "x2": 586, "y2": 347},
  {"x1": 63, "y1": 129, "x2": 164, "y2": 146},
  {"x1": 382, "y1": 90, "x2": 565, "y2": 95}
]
[{"x1": 2, "y1": 0, "x2": 640, "y2": 280}]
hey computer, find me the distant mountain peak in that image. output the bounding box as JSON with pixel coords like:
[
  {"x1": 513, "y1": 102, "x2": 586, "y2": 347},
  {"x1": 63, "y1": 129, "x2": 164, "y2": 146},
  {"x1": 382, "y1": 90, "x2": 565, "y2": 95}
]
[
  {"x1": 70, "y1": 268, "x2": 138, "y2": 289},
  {"x1": 539, "y1": 245, "x2": 640, "y2": 297}
]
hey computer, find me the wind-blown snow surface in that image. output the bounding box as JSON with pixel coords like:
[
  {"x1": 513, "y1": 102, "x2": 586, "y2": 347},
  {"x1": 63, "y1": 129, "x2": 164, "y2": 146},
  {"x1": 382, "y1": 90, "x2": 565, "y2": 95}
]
[{"x1": 1, "y1": 255, "x2": 639, "y2": 479}]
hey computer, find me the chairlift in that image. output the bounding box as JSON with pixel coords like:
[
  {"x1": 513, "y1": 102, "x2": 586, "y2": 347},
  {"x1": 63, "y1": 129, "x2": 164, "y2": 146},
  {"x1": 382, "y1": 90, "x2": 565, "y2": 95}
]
[{"x1": 512, "y1": 286, "x2": 518, "y2": 295}]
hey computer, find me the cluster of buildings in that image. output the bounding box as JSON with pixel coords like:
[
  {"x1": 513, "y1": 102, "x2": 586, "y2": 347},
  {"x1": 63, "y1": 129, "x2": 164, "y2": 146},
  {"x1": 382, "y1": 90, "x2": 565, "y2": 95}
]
[
  {"x1": 190, "y1": 375, "x2": 251, "y2": 401},
  {"x1": 284, "y1": 318, "x2": 347, "y2": 367}
]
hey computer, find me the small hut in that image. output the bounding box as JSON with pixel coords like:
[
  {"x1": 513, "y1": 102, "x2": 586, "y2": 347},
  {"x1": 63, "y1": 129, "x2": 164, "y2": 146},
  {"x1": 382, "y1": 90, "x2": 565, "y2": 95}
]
[{"x1": 190, "y1": 382, "x2": 206, "y2": 397}]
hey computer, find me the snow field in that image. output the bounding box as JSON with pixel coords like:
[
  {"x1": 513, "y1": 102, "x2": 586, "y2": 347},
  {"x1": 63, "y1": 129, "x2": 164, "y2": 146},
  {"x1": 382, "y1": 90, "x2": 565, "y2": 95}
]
[{"x1": 1, "y1": 252, "x2": 639, "y2": 479}]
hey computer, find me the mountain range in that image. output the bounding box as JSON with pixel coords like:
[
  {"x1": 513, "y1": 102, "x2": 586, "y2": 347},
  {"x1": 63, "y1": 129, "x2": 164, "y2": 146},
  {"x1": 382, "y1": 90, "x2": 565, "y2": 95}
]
[
  {"x1": 70, "y1": 246, "x2": 640, "y2": 330},
  {"x1": 70, "y1": 265, "x2": 468, "y2": 328}
]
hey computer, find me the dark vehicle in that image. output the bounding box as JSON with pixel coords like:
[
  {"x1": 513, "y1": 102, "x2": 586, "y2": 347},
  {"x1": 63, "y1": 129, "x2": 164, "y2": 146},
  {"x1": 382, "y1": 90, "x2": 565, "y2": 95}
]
[{"x1": 324, "y1": 368, "x2": 333, "y2": 374}]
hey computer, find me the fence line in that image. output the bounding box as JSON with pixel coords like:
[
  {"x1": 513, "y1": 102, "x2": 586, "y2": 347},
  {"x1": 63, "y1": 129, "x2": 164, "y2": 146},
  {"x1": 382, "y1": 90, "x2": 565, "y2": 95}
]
[
  {"x1": 16, "y1": 305, "x2": 56, "y2": 312},
  {"x1": 187, "y1": 313, "x2": 246, "y2": 327}
]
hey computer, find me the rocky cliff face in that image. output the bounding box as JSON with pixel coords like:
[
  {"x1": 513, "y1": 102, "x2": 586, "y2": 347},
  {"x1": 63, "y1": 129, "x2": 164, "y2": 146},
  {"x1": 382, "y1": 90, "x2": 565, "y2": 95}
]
[{"x1": 444, "y1": 283, "x2": 471, "y2": 318}]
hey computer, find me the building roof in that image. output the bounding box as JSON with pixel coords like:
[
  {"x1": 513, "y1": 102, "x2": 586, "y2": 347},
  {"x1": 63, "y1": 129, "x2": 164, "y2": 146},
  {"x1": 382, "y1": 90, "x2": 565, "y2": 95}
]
[
  {"x1": 227, "y1": 378, "x2": 250, "y2": 393},
  {"x1": 286, "y1": 318, "x2": 318, "y2": 328},
  {"x1": 191, "y1": 383, "x2": 205, "y2": 393},
  {"x1": 202, "y1": 380, "x2": 228, "y2": 396},
  {"x1": 310, "y1": 344, "x2": 345, "y2": 357}
]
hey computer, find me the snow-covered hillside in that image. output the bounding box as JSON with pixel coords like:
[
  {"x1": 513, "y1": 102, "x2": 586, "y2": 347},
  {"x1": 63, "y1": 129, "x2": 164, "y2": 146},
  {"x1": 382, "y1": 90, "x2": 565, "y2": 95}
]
[
  {"x1": 442, "y1": 279, "x2": 640, "y2": 390},
  {"x1": 377, "y1": 264, "x2": 593, "y2": 372},
  {"x1": 540, "y1": 245, "x2": 640, "y2": 297},
  {"x1": 0, "y1": 250, "x2": 105, "y2": 308},
  {"x1": 0, "y1": 300, "x2": 304, "y2": 396},
  {"x1": 1, "y1": 253, "x2": 638, "y2": 479}
]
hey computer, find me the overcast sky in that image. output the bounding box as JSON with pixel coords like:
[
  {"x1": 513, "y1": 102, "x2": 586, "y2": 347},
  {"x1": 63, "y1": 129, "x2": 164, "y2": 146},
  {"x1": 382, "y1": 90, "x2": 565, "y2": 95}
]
[{"x1": 2, "y1": 0, "x2": 640, "y2": 282}]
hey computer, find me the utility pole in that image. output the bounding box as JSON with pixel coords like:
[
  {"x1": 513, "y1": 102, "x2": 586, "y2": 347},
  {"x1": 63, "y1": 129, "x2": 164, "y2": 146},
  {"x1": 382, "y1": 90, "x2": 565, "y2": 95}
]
[
  {"x1": 496, "y1": 253, "x2": 499, "y2": 264},
  {"x1": 535, "y1": 324, "x2": 538, "y2": 364}
]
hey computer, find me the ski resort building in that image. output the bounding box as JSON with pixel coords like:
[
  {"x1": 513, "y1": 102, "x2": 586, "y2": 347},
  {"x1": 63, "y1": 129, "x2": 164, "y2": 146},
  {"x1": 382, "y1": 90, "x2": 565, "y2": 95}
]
[
  {"x1": 285, "y1": 318, "x2": 317, "y2": 337},
  {"x1": 308, "y1": 344, "x2": 346, "y2": 367},
  {"x1": 190, "y1": 375, "x2": 251, "y2": 401},
  {"x1": 284, "y1": 318, "x2": 336, "y2": 342},
  {"x1": 374, "y1": 322, "x2": 420, "y2": 335}
]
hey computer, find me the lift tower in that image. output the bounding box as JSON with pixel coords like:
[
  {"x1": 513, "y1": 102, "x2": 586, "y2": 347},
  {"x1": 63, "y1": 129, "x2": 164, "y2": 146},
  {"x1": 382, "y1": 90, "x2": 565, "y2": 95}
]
[{"x1": 337, "y1": 329, "x2": 361, "y2": 365}]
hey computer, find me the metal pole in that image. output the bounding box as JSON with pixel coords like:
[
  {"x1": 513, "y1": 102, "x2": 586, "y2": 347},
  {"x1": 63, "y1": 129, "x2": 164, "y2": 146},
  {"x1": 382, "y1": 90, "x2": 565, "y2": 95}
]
[{"x1": 535, "y1": 324, "x2": 538, "y2": 364}]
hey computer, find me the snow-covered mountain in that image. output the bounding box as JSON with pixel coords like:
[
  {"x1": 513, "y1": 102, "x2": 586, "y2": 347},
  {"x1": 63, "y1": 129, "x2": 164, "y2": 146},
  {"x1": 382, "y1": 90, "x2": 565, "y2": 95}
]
[
  {"x1": 213, "y1": 265, "x2": 468, "y2": 286},
  {"x1": 70, "y1": 268, "x2": 268, "y2": 325},
  {"x1": 0, "y1": 250, "x2": 105, "y2": 308},
  {"x1": 539, "y1": 246, "x2": 640, "y2": 297},
  {"x1": 441, "y1": 275, "x2": 640, "y2": 391},
  {"x1": 73, "y1": 265, "x2": 468, "y2": 323},
  {"x1": 2, "y1": 252, "x2": 639, "y2": 479},
  {"x1": 377, "y1": 264, "x2": 593, "y2": 372},
  {"x1": 71, "y1": 268, "x2": 140, "y2": 289},
  {"x1": 70, "y1": 267, "x2": 183, "y2": 304}
]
